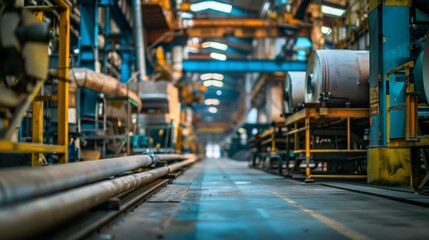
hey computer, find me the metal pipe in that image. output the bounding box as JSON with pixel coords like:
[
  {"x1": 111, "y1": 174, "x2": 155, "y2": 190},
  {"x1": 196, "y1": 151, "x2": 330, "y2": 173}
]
[
  {"x1": 0, "y1": 155, "x2": 198, "y2": 240},
  {"x1": 0, "y1": 154, "x2": 186, "y2": 206},
  {"x1": 69, "y1": 68, "x2": 142, "y2": 111},
  {"x1": 132, "y1": 0, "x2": 146, "y2": 81}
]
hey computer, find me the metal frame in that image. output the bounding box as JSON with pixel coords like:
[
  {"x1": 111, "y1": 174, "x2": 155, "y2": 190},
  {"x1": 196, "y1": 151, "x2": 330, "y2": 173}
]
[
  {"x1": 385, "y1": 62, "x2": 429, "y2": 191},
  {"x1": 284, "y1": 107, "x2": 369, "y2": 180}
]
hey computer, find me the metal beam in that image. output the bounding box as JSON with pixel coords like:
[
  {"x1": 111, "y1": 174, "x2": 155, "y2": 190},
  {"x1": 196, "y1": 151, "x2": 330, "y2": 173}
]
[
  {"x1": 182, "y1": 18, "x2": 310, "y2": 38},
  {"x1": 57, "y1": 1, "x2": 70, "y2": 164},
  {"x1": 183, "y1": 18, "x2": 280, "y2": 38},
  {"x1": 186, "y1": 27, "x2": 280, "y2": 38},
  {"x1": 0, "y1": 141, "x2": 66, "y2": 154},
  {"x1": 185, "y1": 19, "x2": 277, "y2": 27},
  {"x1": 183, "y1": 60, "x2": 306, "y2": 72}
]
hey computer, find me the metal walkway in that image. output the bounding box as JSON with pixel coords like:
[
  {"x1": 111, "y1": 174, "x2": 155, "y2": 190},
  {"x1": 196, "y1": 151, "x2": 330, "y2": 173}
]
[{"x1": 92, "y1": 159, "x2": 429, "y2": 240}]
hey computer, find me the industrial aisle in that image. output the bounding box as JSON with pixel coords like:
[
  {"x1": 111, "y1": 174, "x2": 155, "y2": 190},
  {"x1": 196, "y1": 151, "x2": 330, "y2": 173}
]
[{"x1": 92, "y1": 159, "x2": 429, "y2": 240}]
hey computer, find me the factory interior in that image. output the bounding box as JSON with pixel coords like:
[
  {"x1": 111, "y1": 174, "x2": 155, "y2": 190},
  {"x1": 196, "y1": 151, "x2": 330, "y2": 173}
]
[{"x1": 2, "y1": 0, "x2": 429, "y2": 239}]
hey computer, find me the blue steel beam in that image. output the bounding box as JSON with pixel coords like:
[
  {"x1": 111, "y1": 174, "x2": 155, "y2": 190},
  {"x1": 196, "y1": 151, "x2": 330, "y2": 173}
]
[
  {"x1": 100, "y1": 0, "x2": 132, "y2": 33},
  {"x1": 183, "y1": 60, "x2": 306, "y2": 72},
  {"x1": 79, "y1": 0, "x2": 99, "y2": 118}
]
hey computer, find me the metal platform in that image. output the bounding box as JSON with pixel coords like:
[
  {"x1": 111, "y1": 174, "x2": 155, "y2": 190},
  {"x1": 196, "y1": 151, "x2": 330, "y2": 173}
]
[{"x1": 91, "y1": 159, "x2": 429, "y2": 240}]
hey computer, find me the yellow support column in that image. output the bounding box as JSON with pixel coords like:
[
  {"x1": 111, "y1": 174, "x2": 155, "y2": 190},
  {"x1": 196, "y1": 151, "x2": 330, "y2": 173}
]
[
  {"x1": 294, "y1": 122, "x2": 298, "y2": 150},
  {"x1": 304, "y1": 116, "x2": 313, "y2": 183},
  {"x1": 347, "y1": 117, "x2": 351, "y2": 150},
  {"x1": 31, "y1": 101, "x2": 43, "y2": 166},
  {"x1": 57, "y1": 2, "x2": 70, "y2": 163},
  {"x1": 31, "y1": 11, "x2": 44, "y2": 167},
  {"x1": 271, "y1": 128, "x2": 276, "y2": 152}
]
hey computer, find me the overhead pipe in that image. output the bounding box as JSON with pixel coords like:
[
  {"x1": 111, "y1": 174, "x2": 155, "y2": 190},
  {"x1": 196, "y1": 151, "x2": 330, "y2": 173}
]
[
  {"x1": 0, "y1": 155, "x2": 198, "y2": 240},
  {"x1": 69, "y1": 68, "x2": 142, "y2": 111},
  {"x1": 0, "y1": 154, "x2": 186, "y2": 206},
  {"x1": 132, "y1": 0, "x2": 146, "y2": 81}
]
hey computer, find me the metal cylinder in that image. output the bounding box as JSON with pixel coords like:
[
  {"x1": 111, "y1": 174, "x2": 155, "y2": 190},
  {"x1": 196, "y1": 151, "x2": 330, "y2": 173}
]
[
  {"x1": 0, "y1": 154, "x2": 185, "y2": 206},
  {"x1": 284, "y1": 71, "x2": 306, "y2": 113},
  {"x1": 305, "y1": 50, "x2": 369, "y2": 107},
  {"x1": 0, "y1": 155, "x2": 198, "y2": 240}
]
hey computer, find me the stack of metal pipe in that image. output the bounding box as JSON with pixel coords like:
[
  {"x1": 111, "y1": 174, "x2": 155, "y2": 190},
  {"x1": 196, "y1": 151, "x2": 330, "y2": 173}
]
[{"x1": 0, "y1": 153, "x2": 198, "y2": 239}]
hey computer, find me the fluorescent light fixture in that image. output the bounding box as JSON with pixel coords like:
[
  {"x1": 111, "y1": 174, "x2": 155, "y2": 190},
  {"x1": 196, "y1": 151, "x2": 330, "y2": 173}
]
[
  {"x1": 210, "y1": 52, "x2": 227, "y2": 61},
  {"x1": 321, "y1": 26, "x2": 332, "y2": 35},
  {"x1": 201, "y1": 73, "x2": 224, "y2": 81},
  {"x1": 185, "y1": 47, "x2": 199, "y2": 53},
  {"x1": 202, "y1": 41, "x2": 228, "y2": 51},
  {"x1": 190, "y1": 1, "x2": 232, "y2": 13},
  {"x1": 208, "y1": 106, "x2": 218, "y2": 113},
  {"x1": 216, "y1": 90, "x2": 222, "y2": 96},
  {"x1": 252, "y1": 128, "x2": 258, "y2": 135},
  {"x1": 191, "y1": 37, "x2": 199, "y2": 44},
  {"x1": 73, "y1": 48, "x2": 80, "y2": 54},
  {"x1": 204, "y1": 98, "x2": 220, "y2": 105},
  {"x1": 321, "y1": 4, "x2": 346, "y2": 17},
  {"x1": 203, "y1": 80, "x2": 224, "y2": 88},
  {"x1": 180, "y1": 12, "x2": 193, "y2": 19}
]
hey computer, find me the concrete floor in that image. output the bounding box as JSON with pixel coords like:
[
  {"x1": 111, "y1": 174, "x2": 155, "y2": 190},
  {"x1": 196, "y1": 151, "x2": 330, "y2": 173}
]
[{"x1": 94, "y1": 159, "x2": 429, "y2": 240}]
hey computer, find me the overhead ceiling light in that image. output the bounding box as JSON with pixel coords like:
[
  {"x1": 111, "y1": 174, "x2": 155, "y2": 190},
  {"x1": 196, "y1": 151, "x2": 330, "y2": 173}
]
[
  {"x1": 203, "y1": 80, "x2": 224, "y2": 88},
  {"x1": 261, "y1": 1, "x2": 271, "y2": 16},
  {"x1": 216, "y1": 90, "x2": 222, "y2": 96},
  {"x1": 191, "y1": 37, "x2": 199, "y2": 44},
  {"x1": 208, "y1": 106, "x2": 218, "y2": 113},
  {"x1": 73, "y1": 48, "x2": 80, "y2": 54},
  {"x1": 321, "y1": 26, "x2": 332, "y2": 35},
  {"x1": 180, "y1": 12, "x2": 193, "y2": 19},
  {"x1": 210, "y1": 52, "x2": 227, "y2": 61},
  {"x1": 252, "y1": 128, "x2": 258, "y2": 135},
  {"x1": 202, "y1": 41, "x2": 228, "y2": 51},
  {"x1": 190, "y1": 1, "x2": 232, "y2": 13},
  {"x1": 204, "y1": 98, "x2": 220, "y2": 105},
  {"x1": 238, "y1": 128, "x2": 246, "y2": 134},
  {"x1": 201, "y1": 73, "x2": 224, "y2": 81},
  {"x1": 185, "y1": 47, "x2": 199, "y2": 53},
  {"x1": 321, "y1": 2, "x2": 346, "y2": 17}
]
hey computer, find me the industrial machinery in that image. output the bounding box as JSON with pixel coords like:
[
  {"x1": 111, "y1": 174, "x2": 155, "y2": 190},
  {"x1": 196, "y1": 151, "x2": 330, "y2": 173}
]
[
  {"x1": 0, "y1": 4, "x2": 50, "y2": 139},
  {"x1": 251, "y1": 50, "x2": 370, "y2": 181},
  {"x1": 367, "y1": 0, "x2": 429, "y2": 191},
  {"x1": 129, "y1": 81, "x2": 181, "y2": 153},
  {"x1": 0, "y1": 1, "x2": 70, "y2": 166}
]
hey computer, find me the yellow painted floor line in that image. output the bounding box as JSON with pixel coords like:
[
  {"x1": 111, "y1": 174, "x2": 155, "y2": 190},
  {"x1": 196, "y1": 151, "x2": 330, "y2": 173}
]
[{"x1": 273, "y1": 192, "x2": 373, "y2": 240}]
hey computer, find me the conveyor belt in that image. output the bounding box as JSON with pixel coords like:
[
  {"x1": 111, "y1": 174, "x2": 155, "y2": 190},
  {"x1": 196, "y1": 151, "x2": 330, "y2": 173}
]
[{"x1": 90, "y1": 159, "x2": 429, "y2": 240}]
